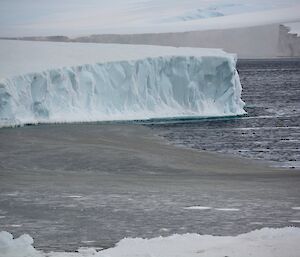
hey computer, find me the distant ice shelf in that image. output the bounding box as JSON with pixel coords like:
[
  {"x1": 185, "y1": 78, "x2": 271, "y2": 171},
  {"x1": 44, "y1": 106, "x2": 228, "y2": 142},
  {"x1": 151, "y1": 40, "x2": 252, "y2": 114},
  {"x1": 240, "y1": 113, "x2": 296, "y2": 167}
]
[
  {"x1": 0, "y1": 40, "x2": 245, "y2": 127},
  {"x1": 1, "y1": 1, "x2": 300, "y2": 37}
]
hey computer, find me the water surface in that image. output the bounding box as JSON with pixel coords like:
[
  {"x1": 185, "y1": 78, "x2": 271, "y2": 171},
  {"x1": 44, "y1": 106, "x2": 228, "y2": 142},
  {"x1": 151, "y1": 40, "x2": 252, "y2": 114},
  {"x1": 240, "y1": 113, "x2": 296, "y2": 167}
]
[{"x1": 147, "y1": 59, "x2": 300, "y2": 168}]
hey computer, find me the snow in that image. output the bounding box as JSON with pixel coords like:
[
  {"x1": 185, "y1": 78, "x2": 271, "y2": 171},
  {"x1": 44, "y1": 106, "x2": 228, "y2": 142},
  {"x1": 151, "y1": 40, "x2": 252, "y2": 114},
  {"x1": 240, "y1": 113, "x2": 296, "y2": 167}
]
[
  {"x1": 284, "y1": 22, "x2": 300, "y2": 35},
  {"x1": 1, "y1": 227, "x2": 300, "y2": 257},
  {"x1": 0, "y1": 40, "x2": 245, "y2": 127},
  {"x1": 0, "y1": 40, "x2": 234, "y2": 79},
  {"x1": 0, "y1": 231, "x2": 40, "y2": 257},
  {"x1": 112, "y1": 5, "x2": 300, "y2": 36},
  {"x1": 0, "y1": 0, "x2": 300, "y2": 37}
]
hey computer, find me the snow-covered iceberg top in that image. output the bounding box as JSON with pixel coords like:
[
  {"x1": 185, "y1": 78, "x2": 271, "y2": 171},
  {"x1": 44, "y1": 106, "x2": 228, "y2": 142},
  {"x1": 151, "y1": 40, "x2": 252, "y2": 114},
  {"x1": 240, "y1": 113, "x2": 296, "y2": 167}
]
[
  {"x1": 0, "y1": 40, "x2": 245, "y2": 127},
  {"x1": 0, "y1": 40, "x2": 237, "y2": 78},
  {"x1": 1, "y1": 227, "x2": 300, "y2": 257}
]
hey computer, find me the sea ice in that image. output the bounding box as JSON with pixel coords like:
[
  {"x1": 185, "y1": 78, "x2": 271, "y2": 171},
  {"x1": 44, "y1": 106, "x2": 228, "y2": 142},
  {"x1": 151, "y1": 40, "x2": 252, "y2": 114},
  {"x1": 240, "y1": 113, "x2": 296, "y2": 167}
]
[
  {"x1": 1, "y1": 227, "x2": 300, "y2": 257},
  {"x1": 0, "y1": 231, "x2": 41, "y2": 257}
]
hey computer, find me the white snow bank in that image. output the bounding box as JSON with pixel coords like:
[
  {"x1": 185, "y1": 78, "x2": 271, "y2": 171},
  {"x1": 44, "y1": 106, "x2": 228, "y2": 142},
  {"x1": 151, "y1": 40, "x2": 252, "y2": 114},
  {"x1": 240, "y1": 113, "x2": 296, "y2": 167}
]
[
  {"x1": 1, "y1": 227, "x2": 300, "y2": 257},
  {"x1": 0, "y1": 40, "x2": 245, "y2": 127}
]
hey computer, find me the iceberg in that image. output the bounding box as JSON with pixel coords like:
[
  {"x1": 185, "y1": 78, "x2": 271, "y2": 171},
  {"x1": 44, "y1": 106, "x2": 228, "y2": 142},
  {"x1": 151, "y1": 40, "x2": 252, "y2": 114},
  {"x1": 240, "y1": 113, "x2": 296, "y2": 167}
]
[{"x1": 0, "y1": 40, "x2": 245, "y2": 127}]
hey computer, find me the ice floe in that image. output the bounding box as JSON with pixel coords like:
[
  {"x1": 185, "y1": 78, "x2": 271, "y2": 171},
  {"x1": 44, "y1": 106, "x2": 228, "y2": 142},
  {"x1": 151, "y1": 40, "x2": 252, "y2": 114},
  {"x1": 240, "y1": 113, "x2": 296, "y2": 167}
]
[{"x1": 1, "y1": 227, "x2": 300, "y2": 257}]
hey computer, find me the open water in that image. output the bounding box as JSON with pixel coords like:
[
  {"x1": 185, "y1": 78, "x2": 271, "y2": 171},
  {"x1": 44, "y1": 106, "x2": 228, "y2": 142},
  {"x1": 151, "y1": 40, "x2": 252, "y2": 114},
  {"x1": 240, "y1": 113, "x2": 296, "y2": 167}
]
[{"x1": 149, "y1": 59, "x2": 300, "y2": 168}]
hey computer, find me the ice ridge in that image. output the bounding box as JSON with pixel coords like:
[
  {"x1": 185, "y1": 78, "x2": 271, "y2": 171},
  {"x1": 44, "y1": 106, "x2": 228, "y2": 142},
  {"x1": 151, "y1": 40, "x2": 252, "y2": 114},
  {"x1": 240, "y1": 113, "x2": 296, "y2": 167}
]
[{"x1": 0, "y1": 55, "x2": 245, "y2": 127}]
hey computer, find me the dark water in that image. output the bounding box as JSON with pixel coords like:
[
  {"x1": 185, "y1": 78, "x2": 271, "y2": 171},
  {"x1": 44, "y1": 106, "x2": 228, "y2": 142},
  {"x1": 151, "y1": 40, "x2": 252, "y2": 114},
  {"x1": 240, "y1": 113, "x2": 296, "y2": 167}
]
[
  {"x1": 1, "y1": 124, "x2": 300, "y2": 252},
  {"x1": 147, "y1": 59, "x2": 300, "y2": 168}
]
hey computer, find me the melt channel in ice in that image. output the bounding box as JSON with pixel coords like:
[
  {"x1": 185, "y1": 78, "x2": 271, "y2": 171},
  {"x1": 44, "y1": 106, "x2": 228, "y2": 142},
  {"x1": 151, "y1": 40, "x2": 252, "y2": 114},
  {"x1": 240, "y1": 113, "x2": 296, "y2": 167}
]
[{"x1": 0, "y1": 40, "x2": 245, "y2": 127}]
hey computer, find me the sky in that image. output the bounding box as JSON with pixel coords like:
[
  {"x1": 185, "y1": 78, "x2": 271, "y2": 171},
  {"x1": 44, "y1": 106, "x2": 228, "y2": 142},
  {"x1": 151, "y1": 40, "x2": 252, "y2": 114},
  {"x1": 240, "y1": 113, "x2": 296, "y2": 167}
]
[{"x1": 0, "y1": 0, "x2": 300, "y2": 37}]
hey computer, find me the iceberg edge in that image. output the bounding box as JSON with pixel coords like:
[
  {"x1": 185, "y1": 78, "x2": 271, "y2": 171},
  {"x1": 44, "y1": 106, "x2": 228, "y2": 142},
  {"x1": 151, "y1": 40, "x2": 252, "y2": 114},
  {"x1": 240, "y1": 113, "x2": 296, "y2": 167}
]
[{"x1": 0, "y1": 55, "x2": 245, "y2": 128}]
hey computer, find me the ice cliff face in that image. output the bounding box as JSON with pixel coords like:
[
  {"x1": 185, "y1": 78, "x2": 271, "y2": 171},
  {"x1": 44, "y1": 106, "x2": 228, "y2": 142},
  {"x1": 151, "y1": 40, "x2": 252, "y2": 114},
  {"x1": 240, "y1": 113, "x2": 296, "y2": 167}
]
[{"x1": 0, "y1": 55, "x2": 245, "y2": 127}]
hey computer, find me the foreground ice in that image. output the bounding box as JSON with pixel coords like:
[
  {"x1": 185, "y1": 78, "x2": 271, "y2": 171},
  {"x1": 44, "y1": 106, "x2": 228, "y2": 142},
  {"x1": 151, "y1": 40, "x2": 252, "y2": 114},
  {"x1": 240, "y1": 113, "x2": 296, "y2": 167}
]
[
  {"x1": 0, "y1": 40, "x2": 245, "y2": 127},
  {"x1": 1, "y1": 227, "x2": 300, "y2": 257}
]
